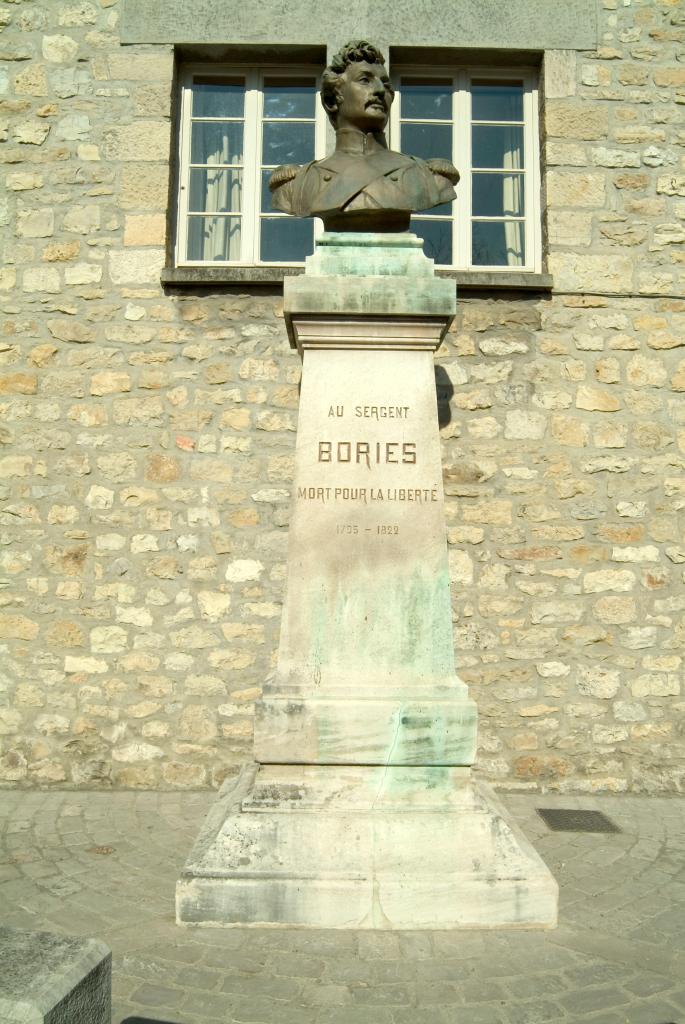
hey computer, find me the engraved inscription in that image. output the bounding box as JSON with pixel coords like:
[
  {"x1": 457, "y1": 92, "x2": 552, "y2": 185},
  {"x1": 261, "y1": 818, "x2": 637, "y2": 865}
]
[
  {"x1": 335, "y1": 523, "x2": 400, "y2": 537},
  {"x1": 354, "y1": 405, "x2": 410, "y2": 419},
  {"x1": 297, "y1": 486, "x2": 438, "y2": 504},
  {"x1": 318, "y1": 441, "x2": 417, "y2": 465}
]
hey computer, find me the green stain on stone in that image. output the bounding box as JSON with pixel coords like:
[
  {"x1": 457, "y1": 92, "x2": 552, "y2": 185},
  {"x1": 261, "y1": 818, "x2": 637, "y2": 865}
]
[{"x1": 299, "y1": 567, "x2": 456, "y2": 679}]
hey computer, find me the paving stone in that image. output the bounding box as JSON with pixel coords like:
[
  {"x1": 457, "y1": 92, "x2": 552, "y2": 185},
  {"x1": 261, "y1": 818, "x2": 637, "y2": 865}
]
[
  {"x1": 317, "y1": 1009, "x2": 395, "y2": 1024},
  {"x1": 609, "y1": 1000, "x2": 682, "y2": 1024},
  {"x1": 505, "y1": 998, "x2": 567, "y2": 1023},
  {"x1": 226, "y1": 995, "x2": 318, "y2": 1023},
  {"x1": 574, "y1": 1014, "x2": 626, "y2": 1024},
  {"x1": 559, "y1": 984, "x2": 632, "y2": 1015},
  {"x1": 0, "y1": 791, "x2": 684, "y2": 1024},
  {"x1": 564, "y1": 964, "x2": 634, "y2": 987},
  {"x1": 129, "y1": 981, "x2": 183, "y2": 1010},
  {"x1": 350, "y1": 982, "x2": 413, "y2": 1006},
  {"x1": 412, "y1": 979, "x2": 462, "y2": 1004},
  {"x1": 506, "y1": 972, "x2": 569, "y2": 997},
  {"x1": 321, "y1": 955, "x2": 375, "y2": 985},
  {"x1": 174, "y1": 965, "x2": 223, "y2": 990},
  {"x1": 299, "y1": 980, "x2": 353, "y2": 1006},
  {"x1": 265, "y1": 951, "x2": 326, "y2": 979},
  {"x1": 220, "y1": 972, "x2": 304, "y2": 1000},
  {"x1": 435, "y1": 1008, "x2": 506, "y2": 1024},
  {"x1": 622, "y1": 973, "x2": 675, "y2": 997}
]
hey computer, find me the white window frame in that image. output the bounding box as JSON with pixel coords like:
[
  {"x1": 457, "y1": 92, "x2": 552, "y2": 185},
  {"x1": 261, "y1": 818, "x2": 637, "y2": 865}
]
[
  {"x1": 390, "y1": 66, "x2": 541, "y2": 273},
  {"x1": 176, "y1": 64, "x2": 327, "y2": 267}
]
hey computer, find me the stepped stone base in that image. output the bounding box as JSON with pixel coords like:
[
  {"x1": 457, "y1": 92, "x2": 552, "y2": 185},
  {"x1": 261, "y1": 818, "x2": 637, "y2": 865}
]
[{"x1": 176, "y1": 763, "x2": 558, "y2": 930}]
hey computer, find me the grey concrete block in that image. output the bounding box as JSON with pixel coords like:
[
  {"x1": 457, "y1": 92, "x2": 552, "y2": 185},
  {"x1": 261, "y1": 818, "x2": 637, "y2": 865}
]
[{"x1": 0, "y1": 927, "x2": 111, "y2": 1024}]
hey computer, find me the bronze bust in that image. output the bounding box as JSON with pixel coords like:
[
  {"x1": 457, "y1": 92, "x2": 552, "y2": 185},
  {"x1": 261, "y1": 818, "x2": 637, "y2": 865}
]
[{"x1": 269, "y1": 40, "x2": 459, "y2": 232}]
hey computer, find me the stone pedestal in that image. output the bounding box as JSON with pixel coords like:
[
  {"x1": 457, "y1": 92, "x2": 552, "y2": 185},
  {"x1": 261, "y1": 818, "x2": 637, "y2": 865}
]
[
  {"x1": 177, "y1": 763, "x2": 557, "y2": 929},
  {"x1": 177, "y1": 233, "x2": 558, "y2": 929}
]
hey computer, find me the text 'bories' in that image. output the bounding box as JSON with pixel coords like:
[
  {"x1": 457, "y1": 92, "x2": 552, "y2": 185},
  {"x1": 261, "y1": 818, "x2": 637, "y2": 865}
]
[{"x1": 318, "y1": 441, "x2": 417, "y2": 466}]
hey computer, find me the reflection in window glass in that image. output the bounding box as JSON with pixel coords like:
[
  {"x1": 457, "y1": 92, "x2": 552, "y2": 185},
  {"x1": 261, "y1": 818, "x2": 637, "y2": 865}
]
[
  {"x1": 192, "y1": 77, "x2": 245, "y2": 119},
  {"x1": 261, "y1": 169, "x2": 277, "y2": 214},
  {"x1": 400, "y1": 77, "x2": 452, "y2": 120},
  {"x1": 412, "y1": 218, "x2": 453, "y2": 265},
  {"x1": 472, "y1": 220, "x2": 524, "y2": 267},
  {"x1": 182, "y1": 70, "x2": 319, "y2": 264},
  {"x1": 423, "y1": 200, "x2": 453, "y2": 217},
  {"x1": 187, "y1": 216, "x2": 242, "y2": 261},
  {"x1": 472, "y1": 124, "x2": 523, "y2": 169},
  {"x1": 261, "y1": 217, "x2": 314, "y2": 262},
  {"x1": 189, "y1": 168, "x2": 242, "y2": 213},
  {"x1": 191, "y1": 122, "x2": 244, "y2": 165},
  {"x1": 401, "y1": 122, "x2": 452, "y2": 161},
  {"x1": 263, "y1": 77, "x2": 316, "y2": 119},
  {"x1": 472, "y1": 80, "x2": 523, "y2": 122},
  {"x1": 259, "y1": 76, "x2": 317, "y2": 263},
  {"x1": 472, "y1": 172, "x2": 524, "y2": 218},
  {"x1": 262, "y1": 121, "x2": 315, "y2": 167}
]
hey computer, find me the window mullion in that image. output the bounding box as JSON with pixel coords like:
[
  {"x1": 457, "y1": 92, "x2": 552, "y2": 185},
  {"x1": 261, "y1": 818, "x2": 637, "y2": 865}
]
[
  {"x1": 457, "y1": 69, "x2": 471, "y2": 271},
  {"x1": 526, "y1": 72, "x2": 542, "y2": 274},
  {"x1": 177, "y1": 70, "x2": 193, "y2": 266},
  {"x1": 243, "y1": 71, "x2": 260, "y2": 264},
  {"x1": 314, "y1": 80, "x2": 327, "y2": 244}
]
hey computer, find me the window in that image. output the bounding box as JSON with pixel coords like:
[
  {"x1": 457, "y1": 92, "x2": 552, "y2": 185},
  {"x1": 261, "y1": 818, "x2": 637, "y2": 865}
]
[
  {"x1": 390, "y1": 68, "x2": 541, "y2": 272},
  {"x1": 176, "y1": 66, "x2": 325, "y2": 266},
  {"x1": 176, "y1": 63, "x2": 540, "y2": 274}
]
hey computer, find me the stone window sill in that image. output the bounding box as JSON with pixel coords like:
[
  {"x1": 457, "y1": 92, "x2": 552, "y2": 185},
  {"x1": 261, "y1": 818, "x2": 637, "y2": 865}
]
[{"x1": 162, "y1": 266, "x2": 554, "y2": 291}]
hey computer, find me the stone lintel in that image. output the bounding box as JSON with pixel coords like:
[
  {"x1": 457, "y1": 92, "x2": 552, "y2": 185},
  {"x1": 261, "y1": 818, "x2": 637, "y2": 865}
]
[{"x1": 122, "y1": 0, "x2": 598, "y2": 52}]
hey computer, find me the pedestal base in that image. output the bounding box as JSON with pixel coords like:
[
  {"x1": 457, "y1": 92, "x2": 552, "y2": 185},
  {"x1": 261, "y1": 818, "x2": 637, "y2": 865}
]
[{"x1": 176, "y1": 764, "x2": 558, "y2": 930}]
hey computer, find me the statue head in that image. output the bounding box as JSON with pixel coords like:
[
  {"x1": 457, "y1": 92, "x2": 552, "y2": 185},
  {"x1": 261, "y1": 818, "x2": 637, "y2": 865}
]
[{"x1": 320, "y1": 40, "x2": 395, "y2": 133}]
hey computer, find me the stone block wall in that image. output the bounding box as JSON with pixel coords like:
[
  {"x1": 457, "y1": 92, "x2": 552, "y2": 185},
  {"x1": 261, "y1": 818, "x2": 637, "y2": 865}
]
[{"x1": 0, "y1": 0, "x2": 683, "y2": 792}]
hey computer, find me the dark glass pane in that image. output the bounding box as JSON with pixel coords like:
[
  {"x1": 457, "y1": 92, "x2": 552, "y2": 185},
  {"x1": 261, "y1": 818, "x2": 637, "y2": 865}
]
[
  {"x1": 472, "y1": 124, "x2": 523, "y2": 169},
  {"x1": 401, "y1": 122, "x2": 452, "y2": 161},
  {"x1": 189, "y1": 168, "x2": 242, "y2": 213},
  {"x1": 263, "y1": 76, "x2": 316, "y2": 119},
  {"x1": 261, "y1": 168, "x2": 282, "y2": 213},
  {"x1": 262, "y1": 121, "x2": 314, "y2": 166},
  {"x1": 192, "y1": 76, "x2": 245, "y2": 119},
  {"x1": 260, "y1": 217, "x2": 314, "y2": 262},
  {"x1": 400, "y1": 77, "x2": 452, "y2": 120},
  {"x1": 425, "y1": 200, "x2": 454, "y2": 217},
  {"x1": 187, "y1": 216, "x2": 242, "y2": 261},
  {"x1": 412, "y1": 218, "x2": 453, "y2": 265},
  {"x1": 472, "y1": 80, "x2": 524, "y2": 122},
  {"x1": 472, "y1": 172, "x2": 524, "y2": 217},
  {"x1": 472, "y1": 220, "x2": 525, "y2": 267},
  {"x1": 191, "y1": 122, "x2": 244, "y2": 165}
]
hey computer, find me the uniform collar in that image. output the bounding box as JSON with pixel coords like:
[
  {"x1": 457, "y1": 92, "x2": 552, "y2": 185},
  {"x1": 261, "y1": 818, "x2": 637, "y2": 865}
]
[{"x1": 334, "y1": 128, "x2": 388, "y2": 156}]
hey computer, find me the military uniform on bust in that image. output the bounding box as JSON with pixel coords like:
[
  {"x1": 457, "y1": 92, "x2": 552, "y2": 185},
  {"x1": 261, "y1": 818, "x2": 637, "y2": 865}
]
[{"x1": 268, "y1": 40, "x2": 459, "y2": 233}]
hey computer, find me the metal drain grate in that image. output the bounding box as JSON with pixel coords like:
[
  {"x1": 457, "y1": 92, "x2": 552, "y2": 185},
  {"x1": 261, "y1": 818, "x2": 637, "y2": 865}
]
[{"x1": 536, "y1": 808, "x2": 621, "y2": 833}]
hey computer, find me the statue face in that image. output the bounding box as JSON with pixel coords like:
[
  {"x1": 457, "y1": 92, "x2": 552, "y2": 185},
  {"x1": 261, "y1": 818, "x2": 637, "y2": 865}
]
[{"x1": 335, "y1": 61, "x2": 394, "y2": 133}]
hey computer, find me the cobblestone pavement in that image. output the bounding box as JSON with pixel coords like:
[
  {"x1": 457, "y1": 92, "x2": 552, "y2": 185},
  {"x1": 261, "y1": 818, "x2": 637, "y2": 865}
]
[{"x1": 0, "y1": 787, "x2": 683, "y2": 1024}]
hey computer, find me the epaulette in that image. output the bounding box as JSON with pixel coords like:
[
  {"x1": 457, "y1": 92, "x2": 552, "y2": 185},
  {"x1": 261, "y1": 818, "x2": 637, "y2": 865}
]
[
  {"x1": 268, "y1": 163, "x2": 301, "y2": 191},
  {"x1": 425, "y1": 158, "x2": 460, "y2": 185}
]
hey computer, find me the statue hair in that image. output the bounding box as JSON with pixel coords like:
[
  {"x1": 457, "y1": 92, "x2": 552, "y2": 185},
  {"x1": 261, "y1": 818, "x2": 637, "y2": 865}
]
[{"x1": 320, "y1": 40, "x2": 388, "y2": 126}]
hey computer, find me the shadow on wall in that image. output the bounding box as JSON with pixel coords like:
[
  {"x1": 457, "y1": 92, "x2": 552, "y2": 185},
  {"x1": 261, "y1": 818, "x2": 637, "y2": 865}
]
[
  {"x1": 435, "y1": 364, "x2": 454, "y2": 429},
  {"x1": 121, "y1": 1017, "x2": 185, "y2": 1024}
]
